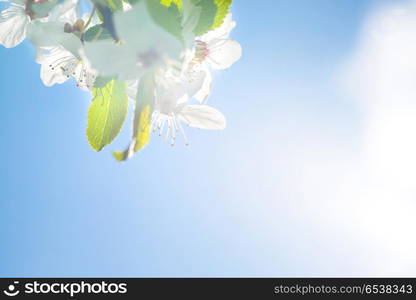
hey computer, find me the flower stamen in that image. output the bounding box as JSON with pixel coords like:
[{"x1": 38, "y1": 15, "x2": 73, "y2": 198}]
[{"x1": 152, "y1": 112, "x2": 190, "y2": 146}]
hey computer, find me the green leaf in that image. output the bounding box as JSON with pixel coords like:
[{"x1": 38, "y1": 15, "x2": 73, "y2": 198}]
[
  {"x1": 92, "y1": 0, "x2": 120, "y2": 39},
  {"x1": 113, "y1": 74, "x2": 156, "y2": 161},
  {"x1": 212, "y1": 0, "x2": 232, "y2": 29},
  {"x1": 93, "y1": 0, "x2": 124, "y2": 12},
  {"x1": 192, "y1": 0, "x2": 217, "y2": 36},
  {"x1": 87, "y1": 80, "x2": 128, "y2": 152},
  {"x1": 106, "y1": 0, "x2": 124, "y2": 11},
  {"x1": 191, "y1": 0, "x2": 232, "y2": 35},
  {"x1": 160, "y1": 0, "x2": 182, "y2": 9},
  {"x1": 83, "y1": 24, "x2": 112, "y2": 42},
  {"x1": 131, "y1": 0, "x2": 231, "y2": 37},
  {"x1": 147, "y1": 0, "x2": 183, "y2": 42},
  {"x1": 126, "y1": 0, "x2": 139, "y2": 5},
  {"x1": 93, "y1": 76, "x2": 115, "y2": 88},
  {"x1": 113, "y1": 149, "x2": 130, "y2": 162}
]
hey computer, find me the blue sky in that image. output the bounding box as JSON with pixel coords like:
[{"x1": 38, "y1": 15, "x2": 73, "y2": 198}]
[{"x1": 2, "y1": 0, "x2": 416, "y2": 277}]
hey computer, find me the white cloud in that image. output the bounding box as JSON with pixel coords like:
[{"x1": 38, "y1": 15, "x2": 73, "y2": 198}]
[
  {"x1": 338, "y1": 0, "x2": 416, "y2": 274},
  {"x1": 222, "y1": 0, "x2": 416, "y2": 276}
]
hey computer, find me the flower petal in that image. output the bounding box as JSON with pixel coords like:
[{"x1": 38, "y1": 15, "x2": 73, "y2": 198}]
[
  {"x1": 207, "y1": 38, "x2": 242, "y2": 70},
  {"x1": 184, "y1": 69, "x2": 205, "y2": 98},
  {"x1": 178, "y1": 105, "x2": 226, "y2": 130},
  {"x1": 114, "y1": 1, "x2": 182, "y2": 61},
  {"x1": 84, "y1": 40, "x2": 141, "y2": 80},
  {"x1": 193, "y1": 67, "x2": 212, "y2": 103},
  {"x1": 49, "y1": 0, "x2": 78, "y2": 24},
  {"x1": 37, "y1": 47, "x2": 73, "y2": 86},
  {"x1": 0, "y1": 6, "x2": 28, "y2": 48},
  {"x1": 27, "y1": 21, "x2": 82, "y2": 58},
  {"x1": 156, "y1": 76, "x2": 187, "y2": 108},
  {"x1": 200, "y1": 13, "x2": 235, "y2": 42}
]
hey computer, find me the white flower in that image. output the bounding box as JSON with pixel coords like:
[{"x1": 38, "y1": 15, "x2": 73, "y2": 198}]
[
  {"x1": 128, "y1": 60, "x2": 211, "y2": 104},
  {"x1": 174, "y1": 13, "x2": 241, "y2": 105},
  {"x1": 0, "y1": 0, "x2": 30, "y2": 48},
  {"x1": 193, "y1": 13, "x2": 242, "y2": 70},
  {"x1": 26, "y1": 0, "x2": 80, "y2": 52},
  {"x1": 0, "y1": 0, "x2": 77, "y2": 48},
  {"x1": 84, "y1": 1, "x2": 183, "y2": 80},
  {"x1": 152, "y1": 75, "x2": 226, "y2": 146},
  {"x1": 182, "y1": 59, "x2": 212, "y2": 103},
  {"x1": 36, "y1": 46, "x2": 97, "y2": 90},
  {"x1": 34, "y1": 2, "x2": 98, "y2": 90},
  {"x1": 192, "y1": 65, "x2": 212, "y2": 103}
]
